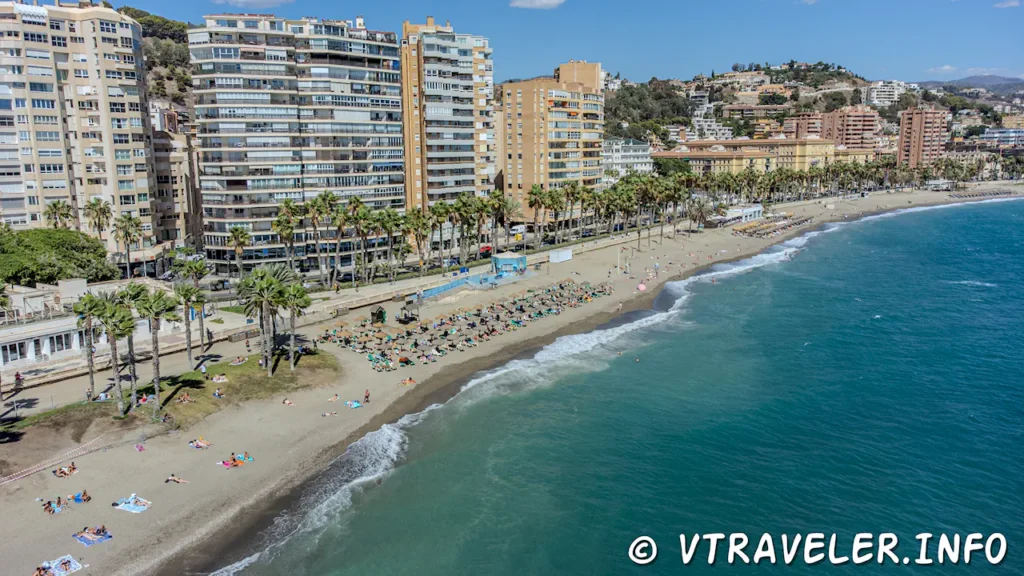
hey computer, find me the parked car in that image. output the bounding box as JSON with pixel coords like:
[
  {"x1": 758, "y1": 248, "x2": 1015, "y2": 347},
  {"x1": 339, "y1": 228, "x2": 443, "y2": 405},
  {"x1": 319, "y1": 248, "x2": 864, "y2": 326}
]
[{"x1": 510, "y1": 224, "x2": 526, "y2": 235}]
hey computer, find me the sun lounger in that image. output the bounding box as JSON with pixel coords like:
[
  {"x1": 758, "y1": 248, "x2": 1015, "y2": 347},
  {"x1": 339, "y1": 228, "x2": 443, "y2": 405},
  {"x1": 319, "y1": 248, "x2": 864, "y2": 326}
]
[
  {"x1": 41, "y1": 555, "x2": 82, "y2": 575},
  {"x1": 114, "y1": 494, "x2": 151, "y2": 513},
  {"x1": 73, "y1": 531, "x2": 112, "y2": 547}
]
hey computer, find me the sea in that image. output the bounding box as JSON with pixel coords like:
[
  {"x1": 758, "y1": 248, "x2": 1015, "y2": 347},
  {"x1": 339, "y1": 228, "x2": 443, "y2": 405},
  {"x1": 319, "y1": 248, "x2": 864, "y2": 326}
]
[{"x1": 214, "y1": 198, "x2": 1024, "y2": 575}]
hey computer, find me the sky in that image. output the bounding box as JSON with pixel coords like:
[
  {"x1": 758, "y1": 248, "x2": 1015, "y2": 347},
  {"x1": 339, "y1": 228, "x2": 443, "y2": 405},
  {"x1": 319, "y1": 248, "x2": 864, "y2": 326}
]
[{"x1": 128, "y1": 0, "x2": 1023, "y2": 83}]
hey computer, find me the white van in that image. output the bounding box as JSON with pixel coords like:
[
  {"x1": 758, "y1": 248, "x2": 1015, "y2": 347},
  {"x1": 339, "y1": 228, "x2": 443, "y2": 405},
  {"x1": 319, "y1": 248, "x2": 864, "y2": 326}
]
[{"x1": 510, "y1": 224, "x2": 526, "y2": 234}]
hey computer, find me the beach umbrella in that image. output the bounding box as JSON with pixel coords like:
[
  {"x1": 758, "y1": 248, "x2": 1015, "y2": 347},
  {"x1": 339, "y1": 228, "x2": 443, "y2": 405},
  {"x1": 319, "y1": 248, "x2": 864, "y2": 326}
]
[
  {"x1": 358, "y1": 335, "x2": 372, "y2": 343},
  {"x1": 419, "y1": 320, "x2": 432, "y2": 326},
  {"x1": 436, "y1": 314, "x2": 447, "y2": 319},
  {"x1": 337, "y1": 330, "x2": 353, "y2": 338},
  {"x1": 637, "y1": 284, "x2": 647, "y2": 292},
  {"x1": 372, "y1": 322, "x2": 386, "y2": 328},
  {"x1": 335, "y1": 321, "x2": 349, "y2": 327},
  {"x1": 355, "y1": 316, "x2": 368, "y2": 323},
  {"x1": 374, "y1": 332, "x2": 387, "y2": 339}
]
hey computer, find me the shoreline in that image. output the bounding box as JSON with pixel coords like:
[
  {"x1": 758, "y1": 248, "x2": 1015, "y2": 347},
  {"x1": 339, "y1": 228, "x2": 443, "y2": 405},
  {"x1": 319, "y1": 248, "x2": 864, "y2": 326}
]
[
  {"x1": 1, "y1": 185, "x2": 1019, "y2": 576},
  {"x1": 176, "y1": 190, "x2": 1024, "y2": 575}
]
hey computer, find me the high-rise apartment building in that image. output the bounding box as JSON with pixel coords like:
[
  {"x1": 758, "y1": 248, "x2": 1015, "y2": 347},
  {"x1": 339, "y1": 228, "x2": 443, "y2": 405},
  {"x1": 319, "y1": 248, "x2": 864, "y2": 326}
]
[
  {"x1": 400, "y1": 16, "x2": 493, "y2": 211},
  {"x1": 495, "y1": 63, "x2": 604, "y2": 223},
  {"x1": 860, "y1": 80, "x2": 917, "y2": 108},
  {"x1": 602, "y1": 138, "x2": 653, "y2": 185},
  {"x1": 0, "y1": 1, "x2": 169, "y2": 273},
  {"x1": 190, "y1": 14, "x2": 404, "y2": 276},
  {"x1": 821, "y1": 105, "x2": 881, "y2": 150},
  {"x1": 897, "y1": 107, "x2": 947, "y2": 168},
  {"x1": 151, "y1": 128, "x2": 202, "y2": 250}
]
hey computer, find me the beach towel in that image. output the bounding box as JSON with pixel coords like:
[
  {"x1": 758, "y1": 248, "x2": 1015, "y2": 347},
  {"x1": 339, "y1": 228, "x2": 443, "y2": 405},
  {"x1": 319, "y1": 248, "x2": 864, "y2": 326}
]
[
  {"x1": 115, "y1": 494, "x2": 151, "y2": 513},
  {"x1": 73, "y1": 531, "x2": 112, "y2": 547},
  {"x1": 234, "y1": 454, "x2": 255, "y2": 462},
  {"x1": 345, "y1": 401, "x2": 362, "y2": 409},
  {"x1": 52, "y1": 468, "x2": 77, "y2": 478},
  {"x1": 134, "y1": 444, "x2": 145, "y2": 452},
  {"x1": 42, "y1": 555, "x2": 82, "y2": 575}
]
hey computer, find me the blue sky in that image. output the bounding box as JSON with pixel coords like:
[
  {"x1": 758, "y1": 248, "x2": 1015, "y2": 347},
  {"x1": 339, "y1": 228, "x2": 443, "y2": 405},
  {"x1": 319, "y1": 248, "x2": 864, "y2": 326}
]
[{"x1": 131, "y1": 0, "x2": 1022, "y2": 82}]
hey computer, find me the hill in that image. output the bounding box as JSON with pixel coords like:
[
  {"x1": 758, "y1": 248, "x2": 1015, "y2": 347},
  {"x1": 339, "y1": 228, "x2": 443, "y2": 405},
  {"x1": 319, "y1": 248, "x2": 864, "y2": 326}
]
[
  {"x1": 117, "y1": 6, "x2": 193, "y2": 106},
  {"x1": 604, "y1": 78, "x2": 693, "y2": 142},
  {"x1": 918, "y1": 75, "x2": 1024, "y2": 95}
]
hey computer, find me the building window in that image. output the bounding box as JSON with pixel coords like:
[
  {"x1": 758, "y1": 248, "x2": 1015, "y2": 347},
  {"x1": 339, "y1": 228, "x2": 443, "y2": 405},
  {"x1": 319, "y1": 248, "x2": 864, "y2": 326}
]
[{"x1": 51, "y1": 36, "x2": 66, "y2": 48}]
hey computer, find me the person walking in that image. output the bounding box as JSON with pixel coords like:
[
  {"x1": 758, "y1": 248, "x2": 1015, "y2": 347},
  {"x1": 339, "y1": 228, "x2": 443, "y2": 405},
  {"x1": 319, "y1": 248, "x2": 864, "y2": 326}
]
[{"x1": 364, "y1": 389, "x2": 370, "y2": 403}]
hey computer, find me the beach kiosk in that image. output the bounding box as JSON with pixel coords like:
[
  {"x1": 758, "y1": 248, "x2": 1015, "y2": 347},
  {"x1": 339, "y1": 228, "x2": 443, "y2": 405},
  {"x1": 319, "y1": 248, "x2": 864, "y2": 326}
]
[
  {"x1": 492, "y1": 251, "x2": 527, "y2": 274},
  {"x1": 370, "y1": 305, "x2": 387, "y2": 324}
]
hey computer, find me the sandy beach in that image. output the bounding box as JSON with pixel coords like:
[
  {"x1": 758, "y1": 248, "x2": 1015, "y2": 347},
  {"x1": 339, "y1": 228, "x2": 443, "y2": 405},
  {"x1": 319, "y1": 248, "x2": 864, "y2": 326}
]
[{"x1": 0, "y1": 184, "x2": 1019, "y2": 576}]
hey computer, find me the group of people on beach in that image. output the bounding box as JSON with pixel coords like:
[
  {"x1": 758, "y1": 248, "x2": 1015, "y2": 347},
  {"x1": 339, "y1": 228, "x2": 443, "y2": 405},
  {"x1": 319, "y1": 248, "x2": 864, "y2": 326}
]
[{"x1": 318, "y1": 280, "x2": 613, "y2": 373}]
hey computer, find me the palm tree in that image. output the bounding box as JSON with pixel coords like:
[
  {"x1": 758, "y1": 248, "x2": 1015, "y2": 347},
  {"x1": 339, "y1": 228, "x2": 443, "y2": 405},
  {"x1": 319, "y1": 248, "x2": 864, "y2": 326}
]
[
  {"x1": 578, "y1": 186, "x2": 594, "y2": 241},
  {"x1": 308, "y1": 191, "x2": 337, "y2": 285},
  {"x1": 496, "y1": 194, "x2": 522, "y2": 249},
  {"x1": 117, "y1": 282, "x2": 147, "y2": 408},
  {"x1": 173, "y1": 283, "x2": 202, "y2": 368},
  {"x1": 281, "y1": 283, "x2": 311, "y2": 371},
  {"x1": 239, "y1": 265, "x2": 291, "y2": 376},
  {"x1": 527, "y1": 184, "x2": 546, "y2": 252},
  {"x1": 83, "y1": 198, "x2": 113, "y2": 239},
  {"x1": 98, "y1": 300, "x2": 136, "y2": 416},
  {"x1": 346, "y1": 197, "x2": 369, "y2": 288},
  {"x1": 134, "y1": 289, "x2": 181, "y2": 417},
  {"x1": 428, "y1": 202, "x2": 449, "y2": 270},
  {"x1": 405, "y1": 208, "x2": 430, "y2": 277},
  {"x1": 271, "y1": 214, "x2": 297, "y2": 273},
  {"x1": 328, "y1": 204, "x2": 348, "y2": 287},
  {"x1": 379, "y1": 207, "x2": 402, "y2": 283},
  {"x1": 44, "y1": 200, "x2": 74, "y2": 229},
  {"x1": 112, "y1": 213, "x2": 142, "y2": 279},
  {"x1": 176, "y1": 258, "x2": 210, "y2": 352},
  {"x1": 227, "y1": 226, "x2": 251, "y2": 279},
  {"x1": 73, "y1": 293, "x2": 106, "y2": 400},
  {"x1": 562, "y1": 181, "x2": 581, "y2": 242}
]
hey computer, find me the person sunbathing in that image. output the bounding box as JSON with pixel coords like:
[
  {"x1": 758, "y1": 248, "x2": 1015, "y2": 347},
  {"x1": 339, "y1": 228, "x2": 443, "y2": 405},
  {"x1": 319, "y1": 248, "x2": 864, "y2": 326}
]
[
  {"x1": 59, "y1": 558, "x2": 72, "y2": 572},
  {"x1": 213, "y1": 388, "x2": 225, "y2": 398},
  {"x1": 166, "y1": 473, "x2": 189, "y2": 484},
  {"x1": 282, "y1": 398, "x2": 295, "y2": 406},
  {"x1": 131, "y1": 496, "x2": 151, "y2": 507},
  {"x1": 328, "y1": 394, "x2": 339, "y2": 402},
  {"x1": 55, "y1": 496, "x2": 64, "y2": 509},
  {"x1": 213, "y1": 374, "x2": 228, "y2": 383},
  {"x1": 322, "y1": 411, "x2": 338, "y2": 417},
  {"x1": 80, "y1": 490, "x2": 91, "y2": 502},
  {"x1": 42, "y1": 500, "x2": 55, "y2": 514},
  {"x1": 34, "y1": 565, "x2": 51, "y2": 576}
]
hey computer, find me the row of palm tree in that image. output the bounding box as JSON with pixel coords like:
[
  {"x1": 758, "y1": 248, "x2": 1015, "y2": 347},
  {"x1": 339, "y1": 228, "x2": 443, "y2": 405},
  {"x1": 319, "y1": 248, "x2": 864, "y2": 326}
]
[
  {"x1": 75, "y1": 285, "x2": 179, "y2": 418},
  {"x1": 236, "y1": 264, "x2": 311, "y2": 376},
  {"x1": 227, "y1": 190, "x2": 525, "y2": 288}
]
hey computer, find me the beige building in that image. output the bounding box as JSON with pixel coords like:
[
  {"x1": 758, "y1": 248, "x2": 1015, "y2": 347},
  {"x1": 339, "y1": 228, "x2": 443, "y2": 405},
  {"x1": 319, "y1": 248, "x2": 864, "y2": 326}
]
[
  {"x1": 553, "y1": 60, "x2": 603, "y2": 92},
  {"x1": 753, "y1": 119, "x2": 782, "y2": 139},
  {"x1": 0, "y1": 1, "x2": 170, "y2": 273},
  {"x1": 400, "y1": 17, "x2": 494, "y2": 211},
  {"x1": 652, "y1": 146, "x2": 771, "y2": 175},
  {"x1": 821, "y1": 105, "x2": 882, "y2": 150},
  {"x1": 151, "y1": 129, "x2": 202, "y2": 250},
  {"x1": 1003, "y1": 115, "x2": 1024, "y2": 129},
  {"x1": 834, "y1": 146, "x2": 876, "y2": 165},
  {"x1": 783, "y1": 113, "x2": 823, "y2": 139},
  {"x1": 190, "y1": 14, "x2": 404, "y2": 276},
  {"x1": 496, "y1": 63, "x2": 604, "y2": 223},
  {"x1": 683, "y1": 138, "x2": 837, "y2": 171},
  {"x1": 898, "y1": 107, "x2": 948, "y2": 168}
]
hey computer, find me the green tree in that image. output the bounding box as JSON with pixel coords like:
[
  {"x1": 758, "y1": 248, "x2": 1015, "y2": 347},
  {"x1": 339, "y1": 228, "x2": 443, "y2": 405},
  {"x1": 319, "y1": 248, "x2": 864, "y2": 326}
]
[
  {"x1": 73, "y1": 293, "x2": 107, "y2": 400},
  {"x1": 281, "y1": 283, "x2": 312, "y2": 371},
  {"x1": 228, "y1": 227, "x2": 251, "y2": 279},
  {"x1": 98, "y1": 298, "x2": 136, "y2": 415},
  {"x1": 112, "y1": 213, "x2": 142, "y2": 279},
  {"x1": 134, "y1": 289, "x2": 181, "y2": 417},
  {"x1": 83, "y1": 198, "x2": 113, "y2": 240},
  {"x1": 173, "y1": 283, "x2": 202, "y2": 368}
]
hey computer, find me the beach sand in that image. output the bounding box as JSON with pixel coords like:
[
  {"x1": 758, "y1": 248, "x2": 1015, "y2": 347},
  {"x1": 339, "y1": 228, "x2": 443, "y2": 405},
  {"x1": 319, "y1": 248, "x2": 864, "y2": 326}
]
[{"x1": 0, "y1": 185, "x2": 1018, "y2": 576}]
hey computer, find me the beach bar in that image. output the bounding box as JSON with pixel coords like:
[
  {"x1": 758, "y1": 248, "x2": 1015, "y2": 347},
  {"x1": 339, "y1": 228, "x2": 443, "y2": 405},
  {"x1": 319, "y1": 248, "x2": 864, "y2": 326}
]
[{"x1": 492, "y1": 252, "x2": 527, "y2": 274}]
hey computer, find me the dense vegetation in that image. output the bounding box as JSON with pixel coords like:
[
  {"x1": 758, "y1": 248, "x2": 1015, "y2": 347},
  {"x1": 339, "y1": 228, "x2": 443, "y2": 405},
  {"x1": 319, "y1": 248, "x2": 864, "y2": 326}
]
[
  {"x1": 0, "y1": 228, "x2": 120, "y2": 286},
  {"x1": 117, "y1": 6, "x2": 192, "y2": 105},
  {"x1": 764, "y1": 61, "x2": 865, "y2": 88},
  {"x1": 605, "y1": 78, "x2": 693, "y2": 142}
]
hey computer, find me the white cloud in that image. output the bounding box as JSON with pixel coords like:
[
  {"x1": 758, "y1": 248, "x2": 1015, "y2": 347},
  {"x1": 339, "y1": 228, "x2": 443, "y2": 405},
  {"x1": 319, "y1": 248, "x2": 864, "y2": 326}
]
[
  {"x1": 927, "y1": 65, "x2": 957, "y2": 74},
  {"x1": 510, "y1": 0, "x2": 567, "y2": 8},
  {"x1": 993, "y1": 0, "x2": 1019, "y2": 7},
  {"x1": 211, "y1": 0, "x2": 294, "y2": 8}
]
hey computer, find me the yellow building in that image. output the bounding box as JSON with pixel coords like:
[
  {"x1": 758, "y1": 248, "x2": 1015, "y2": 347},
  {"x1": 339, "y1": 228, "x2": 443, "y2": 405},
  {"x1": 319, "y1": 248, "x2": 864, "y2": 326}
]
[
  {"x1": 652, "y1": 147, "x2": 771, "y2": 175},
  {"x1": 496, "y1": 64, "x2": 604, "y2": 222},
  {"x1": 1002, "y1": 115, "x2": 1024, "y2": 129},
  {"x1": 834, "y1": 146, "x2": 876, "y2": 165},
  {"x1": 683, "y1": 138, "x2": 837, "y2": 171}
]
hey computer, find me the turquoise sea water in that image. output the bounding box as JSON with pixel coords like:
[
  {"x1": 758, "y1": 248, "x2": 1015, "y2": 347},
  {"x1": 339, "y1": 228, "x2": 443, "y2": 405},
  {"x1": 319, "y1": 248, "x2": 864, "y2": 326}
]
[{"x1": 219, "y1": 199, "x2": 1024, "y2": 575}]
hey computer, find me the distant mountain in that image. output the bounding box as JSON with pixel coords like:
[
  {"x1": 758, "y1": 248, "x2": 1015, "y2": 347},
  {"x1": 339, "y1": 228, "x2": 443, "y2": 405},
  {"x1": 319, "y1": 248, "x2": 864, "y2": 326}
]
[{"x1": 918, "y1": 75, "x2": 1024, "y2": 95}]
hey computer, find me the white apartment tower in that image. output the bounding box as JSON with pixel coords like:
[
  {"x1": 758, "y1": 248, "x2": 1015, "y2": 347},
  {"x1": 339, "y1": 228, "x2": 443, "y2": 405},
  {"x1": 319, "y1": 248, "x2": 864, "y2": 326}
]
[{"x1": 190, "y1": 14, "x2": 405, "y2": 276}]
